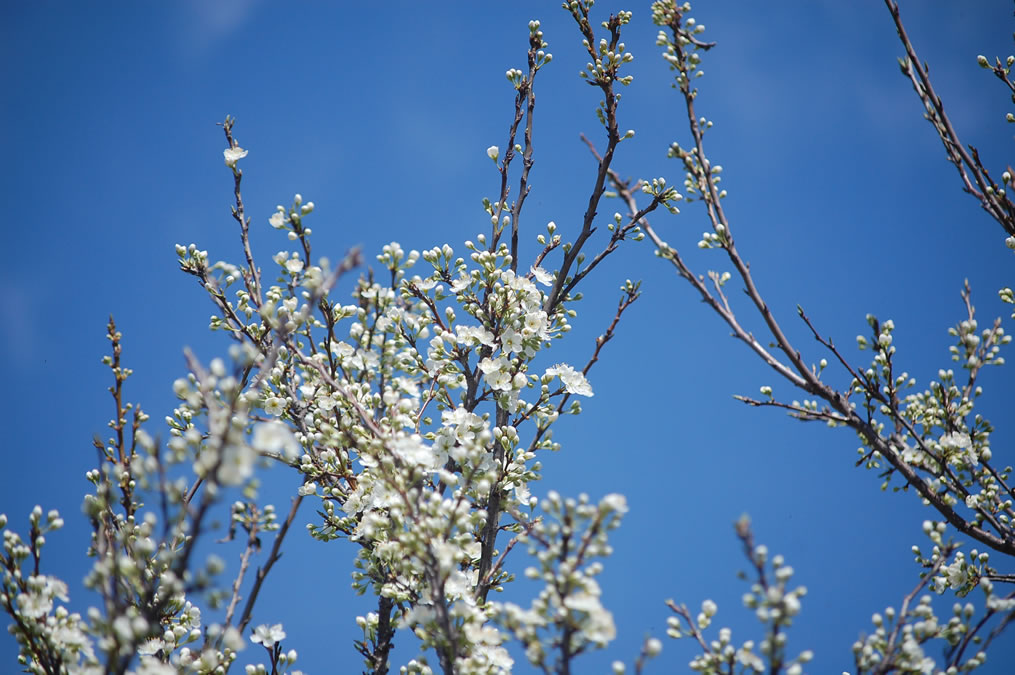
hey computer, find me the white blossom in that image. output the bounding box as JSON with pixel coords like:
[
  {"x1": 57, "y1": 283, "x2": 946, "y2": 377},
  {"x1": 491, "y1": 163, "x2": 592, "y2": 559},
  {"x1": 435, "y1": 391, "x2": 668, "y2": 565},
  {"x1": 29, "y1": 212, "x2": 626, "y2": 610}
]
[
  {"x1": 223, "y1": 146, "x2": 248, "y2": 167},
  {"x1": 250, "y1": 623, "x2": 286, "y2": 648},
  {"x1": 602, "y1": 493, "x2": 628, "y2": 514},
  {"x1": 522, "y1": 310, "x2": 549, "y2": 338},
  {"x1": 217, "y1": 443, "x2": 256, "y2": 485},
  {"x1": 940, "y1": 431, "x2": 977, "y2": 466},
  {"x1": 530, "y1": 265, "x2": 554, "y2": 286},
  {"x1": 390, "y1": 435, "x2": 437, "y2": 469},
  {"x1": 546, "y1": 363, "x2": 594, "y2": 397},
  {"x1": 263, "y1": 396, "x2": 285, "y2": 416},
  {"x1": 500, "y1": 328, "x2": 524, "y2": 354},
  {"x1": 251, "y1": 421, "x2": 301, "y2": 460}
]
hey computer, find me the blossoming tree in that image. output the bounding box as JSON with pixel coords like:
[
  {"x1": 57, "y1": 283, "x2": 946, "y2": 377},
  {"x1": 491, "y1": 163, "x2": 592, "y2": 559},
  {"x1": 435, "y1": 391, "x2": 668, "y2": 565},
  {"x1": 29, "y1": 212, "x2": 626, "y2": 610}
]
[{"x1": 2, "y1": 1, "x2": 1012, "y2": 674}]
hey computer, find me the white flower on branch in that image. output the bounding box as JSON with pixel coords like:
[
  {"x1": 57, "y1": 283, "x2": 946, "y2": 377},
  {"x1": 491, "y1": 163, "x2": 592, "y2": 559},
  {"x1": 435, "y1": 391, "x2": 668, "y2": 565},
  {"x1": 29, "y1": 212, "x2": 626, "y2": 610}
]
[
  {"x1": 522, "y1": 310, "x2": 549, "y2": 338},
  {"x1": 263, "y1": 396, "x2": 285, "y2": 416},
  {"x1": 479, "y1": 355, "x2": 515, "y2": 392},
  {"x1": 217, "y1": 443, "x2": 256, "y2": 486},
  {"x1": 546, "y1": 363, "x2": 594, "y2": 397},
  {"x1": 500, "y1": 328, "x2": 523, "y2": 354},
  {"x1": 251, "y1": 421, "x2": 301, "y2": 460},
  {"x1": 269, "y1": 210, "x2": 287, "y2": 229},
  {"x1": 389, "y1": 434, "x2": 437, "y2": 470},
  {"x1": 456, "y1": 324, "x2": 497, "y2": 348},
  {"x1": 285, "y1": 258, "x2": 304, "y2": 275},
  {"x1": 250, "y1": 623, "x2": 286, "y2": 648},
  {"x1": 16, "y1": 588, "x2": 53, "y2": 620},
  {"x1": 223, "y1": 146, "x2": 248, "y2": 168},
  {"x1": 565, "y1": 590, "x2": 617, "y2": 645},
  {"x1": 601, "y1": 493, "x2": 628, "y2": 514},
  {"x1": 530, "y1": 265, "x2": 554, "y2": 286},
  {"x1": 939, "y1": 431, "x2": 977, "y2": 467}
]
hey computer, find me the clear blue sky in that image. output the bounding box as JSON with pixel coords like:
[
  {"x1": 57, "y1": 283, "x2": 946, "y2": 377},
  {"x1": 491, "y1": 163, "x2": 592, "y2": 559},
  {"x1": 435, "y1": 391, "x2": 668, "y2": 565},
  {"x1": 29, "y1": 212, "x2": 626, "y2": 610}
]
[{"x1": 2, "y1": 1, "x2": 1013, "y2": 672}]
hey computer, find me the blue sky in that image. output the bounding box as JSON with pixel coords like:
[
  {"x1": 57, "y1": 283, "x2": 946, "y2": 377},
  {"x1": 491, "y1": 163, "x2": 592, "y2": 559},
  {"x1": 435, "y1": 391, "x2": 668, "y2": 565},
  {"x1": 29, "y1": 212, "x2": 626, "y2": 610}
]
[{"x1": 2, "y1": 1, "x2": 1013, "y2": 672}]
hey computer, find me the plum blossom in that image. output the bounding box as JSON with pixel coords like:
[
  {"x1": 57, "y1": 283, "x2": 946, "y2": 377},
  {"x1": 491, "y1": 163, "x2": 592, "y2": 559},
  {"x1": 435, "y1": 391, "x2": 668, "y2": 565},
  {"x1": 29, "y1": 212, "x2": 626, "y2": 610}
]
[
  {"x1": 390, "y1": 434, "x2": 437, "y2": 469},
  {"x1": 940, "y1": 431, "x2": 977, "y2": 467},
  {"x1": 251, "y1": 421, "x2": 301, "y2": 460},
  {"x1": 223, "y1": 146, "x2": 248, "y2": 167},
  {"x1": 939, "y1": 556, "x2": 972, "y2": 591},
  {"x1": 217, "y1": 443, "x2": 256, "y2": 486},
  {"x1": 450, "y1": 273, "x2": 473, "y2": 293},
  {"x1": 522, "y1": 310, "x2": 549, "y2": 338},
  {"x1": 565, "y1": 590, "x2": 616, "y2": 645},
  {"x1": 16, "y1": 589, "x2": 53, "y2": 620},
  {"x1": 250, "y1": 623, "x2": 286, "y2": 648},
  {"x1": 530, "y1": 265, "x2": 554, "y2": 286},
  {"x1": 269, "y1": 211, "x2": 287, "y2": 228},
  {"x1": 263, "y1": 396, "x2": 285, "y2": 416},
  {"x1": 546, "y1": 363, "x2": 593, "y2": 397},
  {"x1": 137, "y1": 639, "x2": 166, "y2": 656},
  {"x1": 602, "y1": 493, "x2": 628, "y2": 514},
  {"x1": 500, "y1": 328, "x2": 523, "y2": 354},
  {"x1": 456, "y1": 324, "x2": 497, "y2": 348},
  {"x1": 479, "y1": 355, "x2": 514, "y2": 392}
]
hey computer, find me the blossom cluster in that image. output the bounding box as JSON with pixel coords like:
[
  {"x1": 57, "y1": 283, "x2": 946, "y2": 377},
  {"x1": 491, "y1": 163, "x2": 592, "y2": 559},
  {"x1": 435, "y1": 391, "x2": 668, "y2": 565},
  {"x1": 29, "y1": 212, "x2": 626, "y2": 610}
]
[
  {"x1": 664, "y1": 517, "x2": 811, "y2": 674},
  {"x1": 4, "y1": 1, "x2": 1014, "y2": 673},
  {"x1": 642, "y1": 2, "x2": 1015, "y2": 672},
  {"x1": 2, "y1": 9, "x2": 632, "y2": 666}
]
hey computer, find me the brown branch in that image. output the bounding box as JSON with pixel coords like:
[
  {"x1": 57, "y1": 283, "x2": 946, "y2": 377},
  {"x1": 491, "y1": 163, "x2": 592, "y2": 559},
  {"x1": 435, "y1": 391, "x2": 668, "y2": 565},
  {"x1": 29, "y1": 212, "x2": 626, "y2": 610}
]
[
  {"x1": 543, "y1": 7, "x2": 627, "y2": 314},
  {"x1": 223, "y1": 508, "x2": 260, "y2": 629},
  {"x1": 873, "y1": 544, "x2": 956, "y2": 675},
  {"x1": 221, "y1": 117, "x2": 264, "y2": 303},
  {"x1": 884, "y1": 0, "x2": 1015, "y2": 236},
  {"x1": 583, "y1": 135, "x2": 809, "y2": 391},
  {"x1": 480, "y1": 516, "x2": 541, "y2": 589},
  {"x1": 733, "y1": 395, "x2": 849, "y2": 424},
  {"x1": 510, "y1": 30, "x2": 544, "y2": 270},
  {"x1": 622, "y1": 11, "x2": 1015, "y2": 557},
  {"x1": 521, "y1": 281, "x2": 641, "y2": 449},
  {"x1": 236, "y1": 496, "x2": 304, "y2": 635}
]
